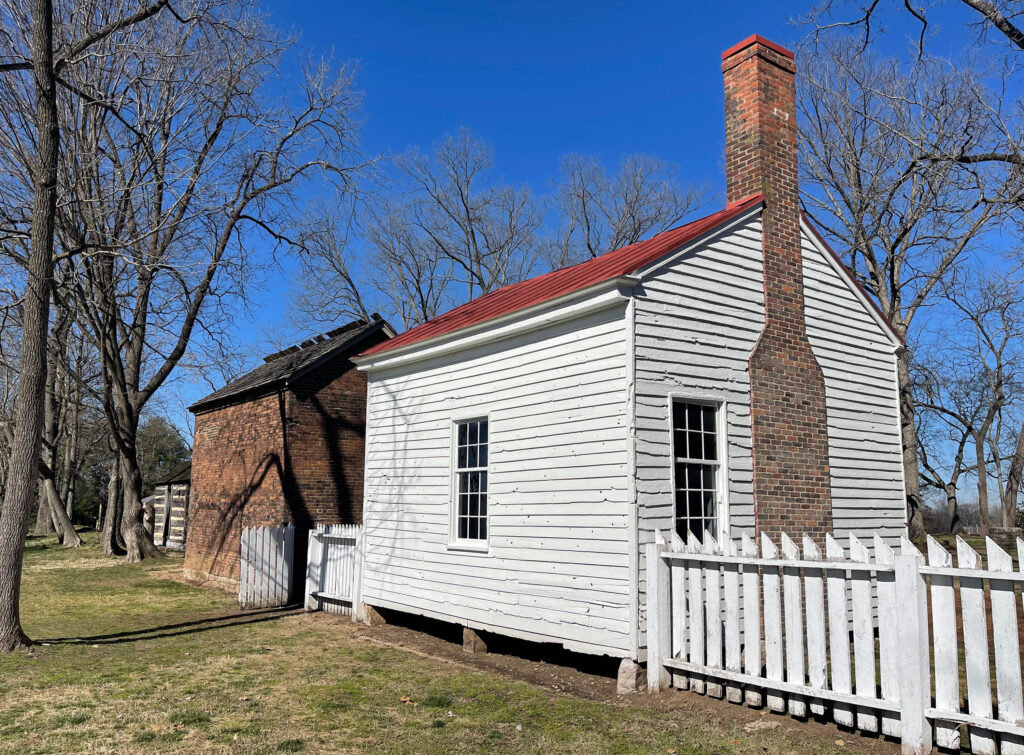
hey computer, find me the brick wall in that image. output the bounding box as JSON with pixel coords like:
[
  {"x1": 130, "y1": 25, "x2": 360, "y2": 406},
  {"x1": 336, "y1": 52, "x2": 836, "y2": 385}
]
[
  {"x1": 722, "y1": 36, "x2": 834, "y2": 542},
  {"x1": 285, "y1": 356, "x2": 368, "y2": 527},
  {"x1": 184, "y1": 328, "x2": 388, "y2": 588},
  {"x1": 184, "y1": 392, "x2": 289, "y2": 586}
]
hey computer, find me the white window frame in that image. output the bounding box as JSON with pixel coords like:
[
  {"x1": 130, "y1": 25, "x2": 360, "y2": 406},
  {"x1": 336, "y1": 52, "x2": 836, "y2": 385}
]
[
  {"x1": 448, "y1": 412, "x2": 491, "y2": 552},
  {"x1": 667, "y1": 394, "x2": 730, "y2": 545}
]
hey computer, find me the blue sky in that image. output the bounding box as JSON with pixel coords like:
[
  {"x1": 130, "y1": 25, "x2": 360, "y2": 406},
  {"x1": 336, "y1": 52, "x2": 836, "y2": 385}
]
[
  {"x1": 169, "y1": 0, "x2": 976, "y2": 423},
  {"x1": 173, "y1": 1, "x2": 806, "y2": 415}
]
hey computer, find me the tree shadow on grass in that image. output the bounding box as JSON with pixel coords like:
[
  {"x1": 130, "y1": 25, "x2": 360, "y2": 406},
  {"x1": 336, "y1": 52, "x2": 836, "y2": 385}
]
[{"x1": 36, "y1": 605, "x2": 303, "y2": 645}]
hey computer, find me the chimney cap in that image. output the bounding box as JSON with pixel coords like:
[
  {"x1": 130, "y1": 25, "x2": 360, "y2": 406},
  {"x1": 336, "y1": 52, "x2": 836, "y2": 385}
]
[{"x1": 721, "y1": 34, "x2": 794, "y2": 62}]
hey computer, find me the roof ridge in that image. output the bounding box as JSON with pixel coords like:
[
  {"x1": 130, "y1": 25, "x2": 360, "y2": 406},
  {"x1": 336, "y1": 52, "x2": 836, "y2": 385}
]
[{"x1": 264, "y1": 316, "x2": 382, "y2": 363}]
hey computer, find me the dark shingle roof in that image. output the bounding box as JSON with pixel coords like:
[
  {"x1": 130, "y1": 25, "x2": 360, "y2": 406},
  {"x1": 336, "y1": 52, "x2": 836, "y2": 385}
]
[
  {"x1": 190, "y1": 317, "x2": 391, "y2": 413},
  {"x1": 153, "y1": 461, "x2": 191, "y2": 486}
]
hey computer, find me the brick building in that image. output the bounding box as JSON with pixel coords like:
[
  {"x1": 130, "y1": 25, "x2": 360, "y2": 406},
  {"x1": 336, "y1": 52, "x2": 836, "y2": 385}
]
[{"x1": 183, "y1": 316, "x2": 393, "y2": 590}]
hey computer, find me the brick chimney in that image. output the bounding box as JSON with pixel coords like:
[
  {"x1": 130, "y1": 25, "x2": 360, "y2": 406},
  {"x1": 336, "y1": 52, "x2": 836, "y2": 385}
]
[{"x1": 721, "y1": 35, "x2": 833, "y2": 542}]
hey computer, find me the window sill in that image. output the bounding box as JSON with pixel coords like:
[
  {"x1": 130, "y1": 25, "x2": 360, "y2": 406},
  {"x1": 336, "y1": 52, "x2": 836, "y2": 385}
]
[{"x1": 446, "y1": 541, "x2": 490, "y2": 554}]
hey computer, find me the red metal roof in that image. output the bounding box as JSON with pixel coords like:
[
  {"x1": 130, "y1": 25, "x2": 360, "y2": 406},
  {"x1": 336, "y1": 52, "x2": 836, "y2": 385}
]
[{"x1": 360, "y1": 194, "x2": 764, "y2": 358}]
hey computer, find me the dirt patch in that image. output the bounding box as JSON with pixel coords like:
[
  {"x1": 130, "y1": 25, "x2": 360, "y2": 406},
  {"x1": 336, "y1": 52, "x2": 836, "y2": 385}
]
[{"x1": 312, "y1": 609, "x2": 898, "y2": 754}]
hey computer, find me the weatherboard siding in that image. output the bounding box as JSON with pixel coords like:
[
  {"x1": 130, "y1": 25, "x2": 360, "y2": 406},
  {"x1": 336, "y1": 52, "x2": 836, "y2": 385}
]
[
  {"x1": 632, "y1": 215, "x2": 766, "y2": 651},
  {"x1": 361, "y1": 305, "x2": 633, "y2": 656},
  {"x1": 801, "y1": 232, "x2": 905, "y2": 549}
]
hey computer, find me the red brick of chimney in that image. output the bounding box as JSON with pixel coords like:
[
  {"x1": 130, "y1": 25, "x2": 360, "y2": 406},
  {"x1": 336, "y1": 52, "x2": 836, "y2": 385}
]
[{"x1": 721, "y1": 35, "x2": 833, "y2": 542}]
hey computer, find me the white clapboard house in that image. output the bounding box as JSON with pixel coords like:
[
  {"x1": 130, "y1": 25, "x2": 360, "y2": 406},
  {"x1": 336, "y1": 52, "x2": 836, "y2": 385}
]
[{"x1": 352, "y1": 35, "x2": 906, "y2": 664}]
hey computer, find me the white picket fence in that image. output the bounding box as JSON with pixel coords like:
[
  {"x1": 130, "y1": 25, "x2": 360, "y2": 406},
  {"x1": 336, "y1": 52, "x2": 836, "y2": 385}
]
[
  {"x1": 304, "y1": 524, "x2": 364, "y2": 618},
  {"x1": 646, "y1": 529, "x2": 1024, "y2": 754},
  {"x1": 238, "y1": 523, "x2": 295, "y2": 609}
]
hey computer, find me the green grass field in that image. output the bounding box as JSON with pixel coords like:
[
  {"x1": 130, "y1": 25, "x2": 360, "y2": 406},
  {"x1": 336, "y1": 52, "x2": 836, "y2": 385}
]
[{"x1": 0, "y1": 532, "x2": 881, "y2": 754}]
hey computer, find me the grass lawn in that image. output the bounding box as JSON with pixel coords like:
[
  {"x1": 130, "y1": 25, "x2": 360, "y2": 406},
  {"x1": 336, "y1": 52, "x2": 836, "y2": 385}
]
[{"x1": 0, "y1": 533, "x2": 891, "y2": 754}]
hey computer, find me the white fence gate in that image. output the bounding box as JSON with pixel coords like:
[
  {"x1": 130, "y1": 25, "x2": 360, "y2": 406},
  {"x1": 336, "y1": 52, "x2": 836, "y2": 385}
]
[
  {"x1": 646, "y1": 529, "x2": 1024, "y2": 754},
  {"x1": 304, "y1": 524, "x2": 364, "y2": 618},
  {"x1": 239, "y1": 523, "x2": 295, "y2": 609}
]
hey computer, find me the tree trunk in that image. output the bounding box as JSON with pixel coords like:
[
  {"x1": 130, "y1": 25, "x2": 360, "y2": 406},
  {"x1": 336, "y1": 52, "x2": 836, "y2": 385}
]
[
  {"x1": 945, "y1": 483, "x2": 962, "y2": 535},
  {"x1": 33, "y1": 484, "x2": 53, "y2": 535},
  {"x1": 39, "y1": 328, "x2": 80, "y2": 548},
  {"x1": 43, "y1": 475, "x2": 80, "y2": 547},
  {"x1": 0, "y1": 0, "x2": 57, "y2": 653},
  {"x1": 119, "y1": 449, "x2": 162, "y2": 563},
  {"x1": 975, "y1": 431, "x2": 991, "y2": 537},
  {"x1": 101, "y1": 457, "x2": 125, "y2": 556},
  {"x1": 897, "y1": 349, "x2": 926, "y2": 538},
  {"x1": 1002, "y1": 418, "x2": 1024, "y2": 529}
]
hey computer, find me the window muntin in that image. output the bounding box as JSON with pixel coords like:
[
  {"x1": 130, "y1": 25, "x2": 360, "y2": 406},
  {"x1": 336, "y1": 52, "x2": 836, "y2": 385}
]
[
  {"x1": 455, "y1": 419, "x2": 488, "y2": 541},
  {"x1": 672, "y1": 401, "x2": 719, "y2": 544}
]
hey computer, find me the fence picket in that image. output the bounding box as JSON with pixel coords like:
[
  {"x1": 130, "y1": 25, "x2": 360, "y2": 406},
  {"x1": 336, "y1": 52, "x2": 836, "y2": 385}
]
[
  {"x1": 895, "y1": 549, "x2": 931, "y2": 755},
  {"x1": 722, "y1": 536, "x2": 742, "y2": 704},
  {"x1": 849, "y1": 534, "x2": 878, "y2": 733},
  {"x1": 987, "y1": 538, "x2": 1024, "y2": 755},
  {"x1": 802, "y1": 536, "x2": 826, "y2": 717},
  {"x1": 669, "y1": 530, "x2": 688, "y2": 690},
  {"x1": 781, "y1": 533, "x2": 806, "y2": 717},
  {"x1": 646, "y1": 539, "x2": 670, "y2": 692},
  {"x1": 305, "y1": 530, "x2": 321, "y2": 610},
  {"x1": 703, "y1": 532, "x2": 724, "y2": 699},
  {"x1": 688, "y1": 539, "x2": 706, "y2": 695},
  {"x1": 927, "y1": 536, "x2": 961, "y2": 751},
  {"x1": 238, "y1": 527, "x2": 248, "y2": 608},
  {"x1": 761, "y1": 533, "x2": 785, "y2": 713},
  {"x1": 873, "y1": 535, "x2": 900, "y2": 738},
  {"x1": 824, "y1": 534, "x2": 853, "y2": 728},
  {"x1": 958, "y1": 536, "x2": 996, "y2": 755},
  {"x1": 741, "y1": 533, "x2": 762, "y2": 708}
]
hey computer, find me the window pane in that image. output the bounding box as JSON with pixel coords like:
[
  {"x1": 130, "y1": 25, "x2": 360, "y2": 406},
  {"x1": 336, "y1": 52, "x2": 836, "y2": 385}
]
[
  {"x1": 687, "y1": 404, "x2": 701, "y2": 431},
  {"x1": 703, "y1": 433, "x2": 715, "y2": 461},
  {"x1": 687, "y1": 489, "x2": 702, "y2": 518},
  {"x1": 468, "y1": 518, "x2": 478, "y2": 540},
  {"x1": 468, "y1": 422, "x2": 478, "y2": 444},
  {"x1": 467, "y1": 446, "x2": 478, "y2": 468},
  {"x1": 479, "y1": 444, "x2": 488, "y2": 467},
  {"x1": 457, "y1": 447, "x2": 467, "y2": 469},
  {"x1": 479, "y1": 494, "x2": 487, "y2": 516},
  {"x1": 479, "y1": 519, "x2": 487, "y2": 539},
  {"x1": 688, "y1": 432, "x2": 702, "y2": 459},
  {"x1": 702, "y1": 406, "x2": 715, "y2": 432},
  {"x1": 458, "y1": 423, "x2": 468, "y2": 445},
  {"x1": 479, "y1": 421, "x2": 488, "y2": 444}
]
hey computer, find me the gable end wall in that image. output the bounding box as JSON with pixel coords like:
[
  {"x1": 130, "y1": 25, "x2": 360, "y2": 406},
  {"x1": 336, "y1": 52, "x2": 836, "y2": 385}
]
[{"x1": 800, "y1": 231, "x2": 906, "y2": 548}]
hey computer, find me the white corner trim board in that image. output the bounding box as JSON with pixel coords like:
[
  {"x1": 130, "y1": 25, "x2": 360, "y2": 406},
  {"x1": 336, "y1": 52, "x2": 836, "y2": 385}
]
[{"x1": 353, "y1": 276, "x2": 638, "y2": 372}]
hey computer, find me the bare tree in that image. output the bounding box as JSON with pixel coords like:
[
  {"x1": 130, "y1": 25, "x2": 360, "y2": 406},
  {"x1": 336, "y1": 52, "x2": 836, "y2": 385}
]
[
  {"x1": 798, "y1": 40, "x2": 1015, "y2": 538},
  {"x1": 0, "y1": 0, "x2": 184, "y2": 650},
  {"x1": 363, "y1": 197, "x2": 453, "y2": 328},
  {"x1": 355, "y1": 129, "x2": 541, "y2": 328},
  {"x1": 804, "y1": 0, "x2": 1024, "y2": 57},
  {"x1": 551, "y1": 153, "x2": 703, "y2": 268},
  {"x1": 914, "y1": 272, "x2": 1024, "y2": 535},
  {"x1": 57, "y1": 4, "x2": 364, "y2": 562},
  {"x1": 288, "y1": 198, "x2": 372, "y2": 330}
]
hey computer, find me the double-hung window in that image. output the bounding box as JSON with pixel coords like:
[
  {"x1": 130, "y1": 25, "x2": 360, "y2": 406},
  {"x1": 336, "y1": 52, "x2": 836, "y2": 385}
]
[
  {"x1": 454, "y1": 418, "x2": 488, "y2": 542},
  {"x1": 672, "y1": 400, "x2": 720, "y2": 544}
]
